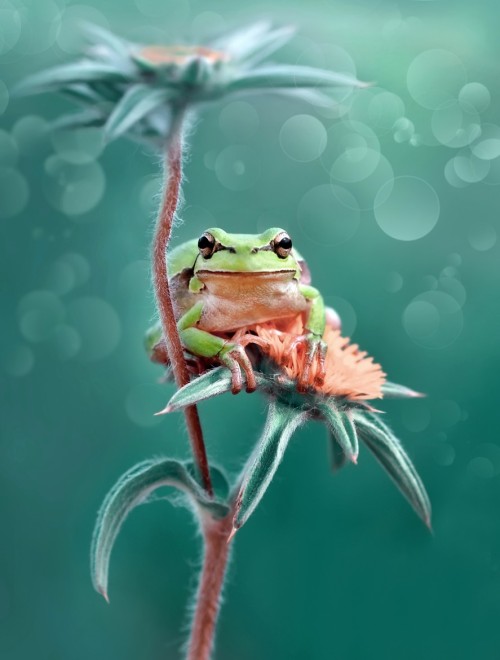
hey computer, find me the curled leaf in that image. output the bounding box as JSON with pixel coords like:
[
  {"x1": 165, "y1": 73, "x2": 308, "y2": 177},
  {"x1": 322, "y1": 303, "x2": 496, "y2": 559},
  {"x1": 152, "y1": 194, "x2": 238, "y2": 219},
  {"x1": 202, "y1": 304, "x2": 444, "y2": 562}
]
[
  {"x1": 232, "y1": 400, "x2": 307, "y2": 536},
  {"x1": 318, "y1": 404, "x2": 359, "y2": 463},
  {"x1": 355, "y1": 413, "x2": 431, "y2": 527},
  {"x1": 381, "y1": 381, "x2": 425, "y2": 398},
  {"x1": 104, "y1": 84, "x2": 171, "y2": 142},
  {"x1": 91, "y1": 458, "x2": 228, "y2": 602},
  {"x1": 227, "y1": 64, "x2": 365, "y2": 93}
]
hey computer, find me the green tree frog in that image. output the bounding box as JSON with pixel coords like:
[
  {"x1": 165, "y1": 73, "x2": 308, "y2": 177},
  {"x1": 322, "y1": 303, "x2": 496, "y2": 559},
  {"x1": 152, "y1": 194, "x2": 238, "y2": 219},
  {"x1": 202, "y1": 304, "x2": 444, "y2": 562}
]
[{"x1": 147, "y1": 228, "x2": 340, "y2": 394}]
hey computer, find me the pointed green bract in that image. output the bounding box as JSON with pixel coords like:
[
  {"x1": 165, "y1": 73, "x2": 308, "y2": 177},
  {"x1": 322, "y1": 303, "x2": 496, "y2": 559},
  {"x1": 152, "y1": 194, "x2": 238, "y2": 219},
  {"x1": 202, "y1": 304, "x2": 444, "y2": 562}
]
[
  {"x1": 52, "y1": 110, "x2": 106, "y2": 131},
  {"x1": 17, "y1": 60, "x2": 131, "y2": 96},
  {"x1": 81, "y1": 22, "x2": 132, "y2": 59},
  {"x1": 355, "y1": 413, "x2": 431, "y2": 527},
  {"x1": 90, "y1": 458, "x2": 229, "y2": 601},
  {"x1": 227, "y1": 65, "x2": 363, "y2": 92},
  {"x1": 327, "y1": 431, "x2": 349, "y2": 472},
  {"x1": 233, "y1": 400, "x2": 306, "y2": 533},
  {"x1": 239, "y1": 25, "x2": 296, "y2": 66},
  {"x1": 104, "y1": 84, "x2": 171, "y2": 142},
  {"x1": 382, "y1": 381, "x2": 424, "y2": 398},
  {"x1": 318, "y1": 404, "x2": 359, "y2": 462}
]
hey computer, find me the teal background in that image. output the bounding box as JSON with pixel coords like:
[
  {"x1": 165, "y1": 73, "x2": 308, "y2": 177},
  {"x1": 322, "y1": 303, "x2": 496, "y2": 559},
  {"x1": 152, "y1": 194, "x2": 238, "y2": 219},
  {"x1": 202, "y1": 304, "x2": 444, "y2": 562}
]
[{"x1": 1, "y1": 1, "x2": 500, "y2": 659}]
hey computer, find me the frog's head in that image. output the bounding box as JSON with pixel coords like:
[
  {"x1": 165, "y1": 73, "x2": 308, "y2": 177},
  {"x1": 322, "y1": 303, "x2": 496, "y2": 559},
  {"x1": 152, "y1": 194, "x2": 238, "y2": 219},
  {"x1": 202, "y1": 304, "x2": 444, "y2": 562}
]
[{"x1": 193, "y1": 228, "x2": 302, "y2": 280}]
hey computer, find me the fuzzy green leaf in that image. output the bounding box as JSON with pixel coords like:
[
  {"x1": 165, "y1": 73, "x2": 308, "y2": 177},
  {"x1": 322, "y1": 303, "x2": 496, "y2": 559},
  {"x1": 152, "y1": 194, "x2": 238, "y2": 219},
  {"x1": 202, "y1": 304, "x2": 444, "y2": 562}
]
[
  {"x1": 318, "y1": 404, "x2": 359, "y2": 463},
  {"x1": 103, "y1": 84, "x2": 171, "y2": 142},
  {"x1": 211, "y1": 21, "x2": 274, "y2": 59},
  {"x1": 60, "y1": 83, "x2": 105, "y2": 106},
  {"x1": 91, "y1": 458, "x2": 228, "y2": 601},
  {"x1": 81, "y1": 22, "x2": 132, "y2": 59},
  {"x1": 355, "y1": 413, "x2": 431, "y2": 527},
  {"x1": 16, "y1": 60, "x2": 131, "y2": 96},
  {"x1": 382, "y1": 381, "x2": 424, "y2": 398},
  {"x1": 227, "y1": 64, "x2": 364, "y2": 93},
  {"x1": 327, "y1": 431, "x2": 349, "y2": 472},
  {"x1": 52, "y1": 110, "x2": 106, "y2": 131},
  {"x1": 232, "y1": 401, "x2": 306, "y2": 534}
]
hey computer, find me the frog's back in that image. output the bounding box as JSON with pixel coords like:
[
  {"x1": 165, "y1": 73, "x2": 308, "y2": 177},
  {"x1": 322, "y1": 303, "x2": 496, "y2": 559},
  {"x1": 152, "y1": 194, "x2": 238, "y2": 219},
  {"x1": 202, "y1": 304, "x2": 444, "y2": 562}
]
[{"x1": 168, "y1": 239, "x2": 199, "y2": 277}]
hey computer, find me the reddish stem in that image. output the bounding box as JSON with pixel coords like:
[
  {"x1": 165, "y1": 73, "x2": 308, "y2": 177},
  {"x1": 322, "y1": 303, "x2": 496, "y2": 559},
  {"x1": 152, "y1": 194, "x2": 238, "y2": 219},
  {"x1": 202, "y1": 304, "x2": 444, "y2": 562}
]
[
  {"x1": 153, "y1": 120, "x2": 213, "y2": 496},
  {"x1": 187, "y1": 515, "x2": 233, "y2": 660}
]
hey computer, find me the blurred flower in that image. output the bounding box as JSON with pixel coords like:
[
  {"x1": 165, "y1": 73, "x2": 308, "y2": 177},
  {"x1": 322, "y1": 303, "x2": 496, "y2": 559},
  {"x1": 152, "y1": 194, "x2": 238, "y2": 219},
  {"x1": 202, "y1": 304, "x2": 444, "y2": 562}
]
[
  {"x1": 163, "y1": 320, "x2": 430, "y2": 538},
  {"x1": 17, "y1": 21, "x2": 364, "y2": 148}
]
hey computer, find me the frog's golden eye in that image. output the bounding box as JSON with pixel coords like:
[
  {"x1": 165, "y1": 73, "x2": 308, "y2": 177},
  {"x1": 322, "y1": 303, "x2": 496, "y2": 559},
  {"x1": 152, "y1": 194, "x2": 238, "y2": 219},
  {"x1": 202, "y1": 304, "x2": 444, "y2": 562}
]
[
  {"x1": 198, "y1": 232, "x2": 216, "y2": 258},
  {"x1": 272, "y1": 232, "x2": 293, "y2": 259}
]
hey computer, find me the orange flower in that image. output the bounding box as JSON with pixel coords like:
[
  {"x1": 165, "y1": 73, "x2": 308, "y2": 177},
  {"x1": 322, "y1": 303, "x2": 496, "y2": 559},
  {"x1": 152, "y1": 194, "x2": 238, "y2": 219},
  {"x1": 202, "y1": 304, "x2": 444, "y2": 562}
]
[{"x1": 235, "y1": 317, "x2": 386, "y2": 401}]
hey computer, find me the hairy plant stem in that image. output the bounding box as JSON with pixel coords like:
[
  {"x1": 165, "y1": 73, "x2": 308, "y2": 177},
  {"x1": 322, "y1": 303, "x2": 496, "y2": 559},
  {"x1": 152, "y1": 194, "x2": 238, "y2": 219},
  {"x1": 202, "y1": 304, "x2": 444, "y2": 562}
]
[
  {"x1": 153, "y1": 112, "x2": 213, "y2": 496},
  {"x1": 187, "y1": 514, "x2": 233, "y2": 660}
]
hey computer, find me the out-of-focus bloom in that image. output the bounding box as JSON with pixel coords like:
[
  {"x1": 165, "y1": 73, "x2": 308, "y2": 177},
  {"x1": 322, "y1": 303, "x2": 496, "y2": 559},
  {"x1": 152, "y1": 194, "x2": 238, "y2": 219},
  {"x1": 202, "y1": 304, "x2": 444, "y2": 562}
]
[
  {"x1": 17, "y1": 21, "x2": 365, "y2": 148},
  {"x1": 164, "y1": 320, "x2": 430, "y2": 538}
]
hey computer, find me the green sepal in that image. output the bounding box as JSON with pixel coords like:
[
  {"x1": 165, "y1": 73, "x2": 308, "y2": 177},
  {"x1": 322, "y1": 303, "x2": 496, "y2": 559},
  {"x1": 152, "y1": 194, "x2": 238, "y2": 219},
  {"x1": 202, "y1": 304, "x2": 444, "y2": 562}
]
[
  {"x1": 232, "y1": 400, "x2": 306, "y2": 534},
  {"x1": 227, "y1": 64, "x2": 364, "y2": 93},
  {"x1": 16, "y1": 60, "x2": 131, "y2": 96},
  {"x1": 90, "y1": 458, "x2": 229, "y2": 602},
  {"x1": 51, "y1": 110, "x2": 106, "y2": 131},
  {"x1": 327, "y1": 431, "x2": 348, "y2": 472},
  {"x1": 80, "y1": 22, "x2": 132, "y2": 60},
  {"x1": 318, "y1": 404, "x2": 359, "y2": 463},
  {"x1": 103, "y1": 84, "x2": 171, "y2": 142},
  {"x1": 381, "y1": 381, "x2": 424, "y2": 398},
  {"x1": 355, "y1": 413, "x2": 431, "y2": 528}
]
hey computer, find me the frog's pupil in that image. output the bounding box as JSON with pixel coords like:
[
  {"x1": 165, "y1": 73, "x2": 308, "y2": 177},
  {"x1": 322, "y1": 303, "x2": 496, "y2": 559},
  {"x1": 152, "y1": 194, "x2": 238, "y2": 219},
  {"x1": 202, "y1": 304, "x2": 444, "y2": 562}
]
[
  {"x1": 278, "y1": 236, "x2": 292, "y2": 249},
  {"x1": 198, "y1": 235, "x2": 214, "y2": 250}
]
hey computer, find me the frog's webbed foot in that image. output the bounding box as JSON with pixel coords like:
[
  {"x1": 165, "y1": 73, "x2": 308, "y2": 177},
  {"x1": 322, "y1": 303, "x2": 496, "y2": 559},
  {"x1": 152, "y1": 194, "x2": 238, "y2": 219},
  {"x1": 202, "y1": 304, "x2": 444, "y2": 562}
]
[
  {"x1": 292, "y1": 333, "x2": 327, "y2": 392},
  {"x1": 219, "y1": 343, "x2": 257, "y2": 395}
]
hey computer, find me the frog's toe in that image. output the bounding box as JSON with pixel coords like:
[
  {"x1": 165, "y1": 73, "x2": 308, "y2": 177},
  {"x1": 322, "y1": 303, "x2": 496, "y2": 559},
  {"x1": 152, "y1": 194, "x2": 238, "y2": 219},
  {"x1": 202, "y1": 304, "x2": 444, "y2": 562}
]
[{"x1": 219, "y1": 344, "x2": 256, "y2": 395}]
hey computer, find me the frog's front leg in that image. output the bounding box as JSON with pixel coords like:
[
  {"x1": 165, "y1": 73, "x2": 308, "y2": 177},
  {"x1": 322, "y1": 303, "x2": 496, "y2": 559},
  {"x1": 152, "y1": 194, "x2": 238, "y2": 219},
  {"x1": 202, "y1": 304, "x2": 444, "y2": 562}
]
[
  {"x1": 178, "y1": 302, "x2": 257, "y2": 395},
  {"x1": 296, "y1": 284, "x2": 327, "y2": 391}
]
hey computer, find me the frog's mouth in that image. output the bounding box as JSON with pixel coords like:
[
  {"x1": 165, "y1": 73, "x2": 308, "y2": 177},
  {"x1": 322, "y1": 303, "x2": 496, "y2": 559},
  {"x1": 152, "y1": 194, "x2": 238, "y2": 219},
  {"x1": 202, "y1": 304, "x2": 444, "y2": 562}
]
[{"x1": 196, "y1": 269, "x2": 296, "y2": 279}]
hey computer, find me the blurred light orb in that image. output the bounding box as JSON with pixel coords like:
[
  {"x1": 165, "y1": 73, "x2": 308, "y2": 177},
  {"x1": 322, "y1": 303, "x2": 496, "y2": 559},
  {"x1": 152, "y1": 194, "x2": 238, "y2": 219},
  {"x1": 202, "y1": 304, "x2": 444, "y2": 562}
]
[
  {"x1": 483, "y1": 156, "x2": 500, "y2": 186},
  {"x1": 452, "y1": 152, "x2": 490, "y2": 184},
  {"x1": 215, "y1": 145, "x2": 260, "y2": 191},
  {"x1": 326, "y1": 295, "x2": 357, "y2": 337},
  {"x1": 0, "y1": 130, "x2": 19, "y2": 167},
  {"x1": 18, "y1": 290, "x2": 65, "y2": 343},
  {"x1": 134, "y1": 0, "x2": 189, "y2": 21},
  {"x1": 43, "y1": 156, "x2": 105, "y2": 216},
  {"x1": 0, "y1": 80, "x2": 9, "y2": 115},
  {"x1": 45, "y1": 259, "x2": 77, "y2": 296},
  {"x1": 14, "y1": 0, "x2": 62, "y2": 55},
  {"x1": 432, "y1": 443, "x2": 455, "y2": 467},
  {"x1": 392, "y1": 117, "x2": 415, "y2": 143},
  {"x1": 401, "y1": 400, "x2": 430, "y2": 432},
  {"x1": 139, "y1": 175, "x2": 161, "y2": 214},
  {"x1": 333, "y1": 153, "x2": 394, "y2": 211},
  {"x1": 67, "y1": 297, "x2": 121, "y2": 361},
  {"x1": 298, "y1": 184, "x2": 360, "y2": 246},
  {"x1": 444, "y1": 158, "x2": 468, "y2": 188},
  {"x1": 125, "y1": 384, "x2": 165, "y2": 427},
  {"x1": 2, "y1": 344, "x2": 34, "y2": 377},
  {"x1": 11, "y1": 115, "x2": 49, "y2": 156},
  {"x1": 470, "y1": 123, "x2": 500, "y2": 160},
  {"x1": 279, "y1": 114, "x2": 327, "y2": 163},
  {"x1": 384, "y1": 271, "x2": 404, "y2": 293},
  {"x1": 407, "y1": 49, "x2": 466, "y2": 109},
  {"x1": 458, "y1": 82, "x2": 490, "y2": 113},
  {"x1": 330, "y1": 145, "x2": 380, "y2": 184},
  {"x1": 374, "y1": 176, "x2": 439, "y2": 241},
  {"x1": 467, "y1": 223, "x2": 496, "y2": 251},
  {"x1": 439, "y1": 275, "x2": 466, "y2": 307},
  {"x1": 50, "y1": 324, "x2": 81, "y2": 360},
  {"x1": 467, "y1": 457, "x2": 495, "y2": 479},
  {"x1": 51, "y1": 127, "x2": 104, "y2": 165},
  {"x1": 431, "y1": 100, "x2": 481, "y2": 148},
  {"x1": 57, "y1": 4, "x2": 109, "y2": 55},
  {"x1": 402, "y1": 291, "x2": 463, "y2": 349},
  {"x1": 322, "y1": 120, "x2": 380, "y2": 174},
  {"x1": 434, "y1": 399, "x2": 462, "y2": 429},
  {"x1": 0, "y1": 1, "x2": 22, "y2": 54},
  {"x1": 219, "y1": 101, "x2": 259, "y2": 141},
  {"x1": 0, "y1": 167, "x2": 29, "y2": 218},
  {"x1": 351, "y1": 89, "x2": 405, "y2": 135}
]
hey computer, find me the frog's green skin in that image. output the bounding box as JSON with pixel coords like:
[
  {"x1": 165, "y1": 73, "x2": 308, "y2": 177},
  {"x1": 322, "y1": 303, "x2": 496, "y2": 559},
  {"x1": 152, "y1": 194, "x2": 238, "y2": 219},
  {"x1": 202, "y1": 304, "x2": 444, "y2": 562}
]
[{"x1": 148, "y1": 227, "x2": 328, "y2": 393}]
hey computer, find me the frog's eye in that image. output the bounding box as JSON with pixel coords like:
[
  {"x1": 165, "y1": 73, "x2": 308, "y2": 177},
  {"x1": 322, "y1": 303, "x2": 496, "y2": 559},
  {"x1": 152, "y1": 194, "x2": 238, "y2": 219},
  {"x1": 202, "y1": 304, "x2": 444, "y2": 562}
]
[
  {"x1": 198, "y1": 232, "x2": 216, "y2": 258},
  {"x1": 272, "y1": 232, "x2": 293, "y2": 259}
]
